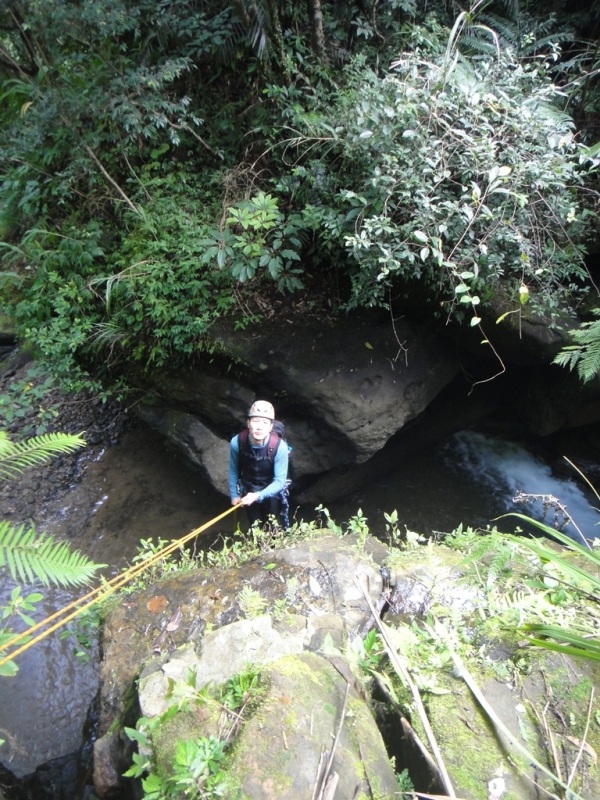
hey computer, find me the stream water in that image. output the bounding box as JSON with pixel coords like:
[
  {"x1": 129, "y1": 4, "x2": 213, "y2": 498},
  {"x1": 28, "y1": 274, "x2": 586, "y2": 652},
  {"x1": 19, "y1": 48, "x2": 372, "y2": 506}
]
[
  {"x1": 1, "y1": 420, "x2": 599, "y2": 780},
  {"x1": 0, "y1": 427, "x2": 226, "y2": 779},
  {"x1": 331, "y1": 427, "x2": 600, "y2": 540}
]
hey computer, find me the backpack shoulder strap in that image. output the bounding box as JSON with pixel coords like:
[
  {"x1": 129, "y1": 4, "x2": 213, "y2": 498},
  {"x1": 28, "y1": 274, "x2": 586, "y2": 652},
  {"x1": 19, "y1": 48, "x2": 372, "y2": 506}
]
[
  {"x1": 266, "y1": 430, "x2": 280, "y2": 462},
  {"x1": 237, "y1": 429, "x2": 249, "y2": 464},
  {"x1": 238, "y1": 428, "x2": 278, "y2": 462}
]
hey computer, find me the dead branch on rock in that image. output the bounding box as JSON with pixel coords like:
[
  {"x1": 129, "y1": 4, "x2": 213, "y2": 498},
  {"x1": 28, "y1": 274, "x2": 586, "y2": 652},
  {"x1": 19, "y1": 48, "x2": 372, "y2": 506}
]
[
  {"x1": 313, "y1": 681, "x2": 349, "y2": 800},
  {"x1": 354, "y1": 575, "x2": 456, "y2": 799}
]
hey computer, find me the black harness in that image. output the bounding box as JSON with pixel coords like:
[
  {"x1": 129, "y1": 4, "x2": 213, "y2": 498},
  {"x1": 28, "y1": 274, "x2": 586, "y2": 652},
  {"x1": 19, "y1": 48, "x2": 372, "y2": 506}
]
[{"x1": 237, "y1": 429, "x2": 281, "y2": 492}]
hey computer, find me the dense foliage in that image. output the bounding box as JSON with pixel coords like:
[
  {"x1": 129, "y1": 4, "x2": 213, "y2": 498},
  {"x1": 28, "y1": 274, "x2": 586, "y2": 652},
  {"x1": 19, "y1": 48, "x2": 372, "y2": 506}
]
[
  {"x1": 0, "y1": 1, "x2": 600, "y2": 389},
  {"x1": 257, "y1": 24, "x2": 595, "y2": 323}
]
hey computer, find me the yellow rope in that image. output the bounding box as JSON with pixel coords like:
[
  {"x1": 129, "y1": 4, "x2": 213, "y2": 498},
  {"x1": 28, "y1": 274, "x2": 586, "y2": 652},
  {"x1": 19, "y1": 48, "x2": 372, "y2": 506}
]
[{"x1": 0, "y1": 505, "x2": 237, "y2": 669}]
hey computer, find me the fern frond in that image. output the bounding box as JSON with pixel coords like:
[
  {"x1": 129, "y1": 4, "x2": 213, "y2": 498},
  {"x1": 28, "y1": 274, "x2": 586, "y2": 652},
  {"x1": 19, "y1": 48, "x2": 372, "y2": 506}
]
[
  {"x1": 521, "y1": 31, "x2": 575, "y2": 56},
  {"x1": 485, "y1": 547, "x2": 515, "y2": 588},
  {"x1": 0, "y1": 431, "x2": 86, "y2": 480},
  {"x1": 462, "y1": 40, "x2": 494, "y2": 56},
  {"x1": 579, "y1": 344, "x2": 600, "y2": 384},
  {"x1": 478, "y1": 13, "x2": 520, "y2": 47},
  {"x1": 553, "y1": 312, "x2": 600, "y2": 383},
  {"x1": 232, "y1": 0, "x2": 271, "y2": 58},
  {"x1": 0, "y1": 521, "x2": 105, "y2": 587},
  {"x1": 530, "y1": 102, "x2": 574, "y2": 128},
  {"x1": 553, "y1": 345, "x2": 585, "y2": 371}
]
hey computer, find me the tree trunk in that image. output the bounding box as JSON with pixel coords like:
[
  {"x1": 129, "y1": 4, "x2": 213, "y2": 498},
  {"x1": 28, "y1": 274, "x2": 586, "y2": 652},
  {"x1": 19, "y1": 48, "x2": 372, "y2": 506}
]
[{"x1": 306, "y1": 0, "x2": 325, "y2": 59}]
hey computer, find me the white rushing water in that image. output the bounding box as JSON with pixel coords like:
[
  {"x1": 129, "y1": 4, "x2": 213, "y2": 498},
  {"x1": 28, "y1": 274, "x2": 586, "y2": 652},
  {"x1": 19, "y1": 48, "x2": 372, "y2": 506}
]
[{"x1": 446, "y1": 431, "x2": 600, "y2": 540}]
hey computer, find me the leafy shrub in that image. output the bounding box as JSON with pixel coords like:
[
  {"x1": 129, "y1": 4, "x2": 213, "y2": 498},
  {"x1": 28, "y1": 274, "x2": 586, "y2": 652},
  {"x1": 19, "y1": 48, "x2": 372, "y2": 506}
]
[
  {"x1": 272, "y1": 22, "x2": 596, "y2": 322},
  {"x1": 5, "y1": 176, "x2": 236, "y2": 386}
]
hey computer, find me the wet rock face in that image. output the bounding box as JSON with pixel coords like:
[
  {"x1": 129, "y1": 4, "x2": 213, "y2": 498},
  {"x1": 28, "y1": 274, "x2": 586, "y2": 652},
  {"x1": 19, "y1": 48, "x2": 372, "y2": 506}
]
[
  {"x1": 92, "y1": 533, "x2": 600, "y2": 800},
  {"x1": 0, "y1": 350, "x2": 134, "y2": 527},
  {"x1": 139, "y1": 312, "x2": 459, "y2": 499}
]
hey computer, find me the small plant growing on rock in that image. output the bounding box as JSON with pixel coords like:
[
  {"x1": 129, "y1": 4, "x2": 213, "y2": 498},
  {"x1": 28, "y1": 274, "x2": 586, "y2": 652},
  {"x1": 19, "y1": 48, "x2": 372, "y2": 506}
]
[
  {"x1": 351, "y1": 629, "x2": 384, "y2": 675},
  {"x1": 236, "y1": 585, "x2": 267, "y2": 619},
  {"x1": 167, "y1": 736, "x2": 227, "y2": 799},
  {"x1": 220, "y1": 666, "x2": 262, "y2": 718},
  {"x1": 124, "y1": 667, "x2": 265, "y2": 799},
  {"x1": 124, "y1": 536, "x2": 197, "y2": 593},
  {"x1": 125, "y1": 716, "x2": 228, "y2": 799}
]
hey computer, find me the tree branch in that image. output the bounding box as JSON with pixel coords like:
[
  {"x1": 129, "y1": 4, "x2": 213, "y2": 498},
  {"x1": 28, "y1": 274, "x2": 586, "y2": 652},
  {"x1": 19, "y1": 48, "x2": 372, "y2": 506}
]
[
  {"x1": 83, "y1": 145, "x2": 140, "y2": 216},
  {"x1": 0, "y1": 41, "x2": 35, "y2": 77}
]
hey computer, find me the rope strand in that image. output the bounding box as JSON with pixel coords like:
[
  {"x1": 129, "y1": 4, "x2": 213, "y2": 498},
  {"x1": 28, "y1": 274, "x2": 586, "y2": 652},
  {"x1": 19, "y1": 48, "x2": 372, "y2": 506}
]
[{"x1": 0, "y1": 505, "x2": 237, "y2": 669}]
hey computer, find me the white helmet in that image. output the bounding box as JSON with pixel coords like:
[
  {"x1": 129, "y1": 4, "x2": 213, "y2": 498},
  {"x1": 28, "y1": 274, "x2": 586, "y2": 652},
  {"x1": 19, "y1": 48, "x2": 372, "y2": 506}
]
[{"x1": 248, "y1": 400, "x2": 275, "y2": 420}]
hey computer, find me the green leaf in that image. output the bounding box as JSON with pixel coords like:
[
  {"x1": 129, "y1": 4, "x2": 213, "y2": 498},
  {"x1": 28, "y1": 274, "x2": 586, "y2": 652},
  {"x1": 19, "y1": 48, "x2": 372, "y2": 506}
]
[
  {"x1": 0, "y1": 432, "x2": 86, "y2": 480},
  {"x1": 584, "y1": 140, "x2": 600, "y2": 158},
  {"x1": 0, "y1": 660, "x2": 18, "y2": 677},
  {"x1": 0, "y1": 522, "x2": 105, "y2": 587},
  {"x1": 280, "y1": 249, "x2": 300, "y2": 260}
]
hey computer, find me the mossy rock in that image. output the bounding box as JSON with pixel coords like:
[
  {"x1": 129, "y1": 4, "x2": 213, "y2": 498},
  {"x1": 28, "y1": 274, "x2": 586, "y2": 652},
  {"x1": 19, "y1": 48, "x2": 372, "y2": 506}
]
[
  {"x1": 143, "y1": 651, "x2": 398, "y2": 799},
  {"x1": 224, "y1": 652, "x2": 397, "y2": 800},
  {"x1": 0, "y1": 313, "x2": 15, "y2": 336},
  {"x1": 411, "y1": 650, "x2": 600, "y2": 800}
]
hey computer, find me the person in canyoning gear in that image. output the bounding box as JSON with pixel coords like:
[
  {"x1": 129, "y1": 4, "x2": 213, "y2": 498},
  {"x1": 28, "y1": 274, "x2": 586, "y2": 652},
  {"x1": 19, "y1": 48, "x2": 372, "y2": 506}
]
[{"x1": 229, "y1": 400, "x2": 290, "y2": 529}]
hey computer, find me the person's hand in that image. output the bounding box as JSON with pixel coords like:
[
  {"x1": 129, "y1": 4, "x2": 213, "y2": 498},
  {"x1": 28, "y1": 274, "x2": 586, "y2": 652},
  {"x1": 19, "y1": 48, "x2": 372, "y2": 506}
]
[
  {"x1": 240, "y1": 492, "x2": 260, "y2": 506},
  {"x1": 231, "y1": 497, "x2": 243, "y2": 506}
]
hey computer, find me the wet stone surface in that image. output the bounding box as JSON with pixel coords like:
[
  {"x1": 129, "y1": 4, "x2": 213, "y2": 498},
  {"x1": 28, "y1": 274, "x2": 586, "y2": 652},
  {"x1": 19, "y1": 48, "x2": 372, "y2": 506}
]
[{"x1": 1, "y1": 351, "x2": 134, "y2": 525}]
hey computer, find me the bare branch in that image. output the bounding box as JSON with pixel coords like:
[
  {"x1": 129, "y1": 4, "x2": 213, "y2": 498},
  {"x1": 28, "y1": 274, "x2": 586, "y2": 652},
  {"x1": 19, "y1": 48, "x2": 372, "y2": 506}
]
[{"x1": 83, "y1": 145, "x2": 140, "y2": 216}]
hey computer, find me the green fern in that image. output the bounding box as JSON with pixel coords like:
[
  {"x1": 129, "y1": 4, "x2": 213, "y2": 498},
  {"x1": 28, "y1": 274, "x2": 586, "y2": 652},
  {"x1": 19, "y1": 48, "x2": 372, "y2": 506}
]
[
  {"x1": 0, "y1": 521, "x2": 105, "y2": 587},
  {"x1": 478, "y1": 4, "x2": 576, "y2": 57},
  {"x1": 477, "y1": 13, "x2": 521, "y2": 48},
  {"x1": 0, "y1": 431, "x2": 86, "y2": 480},
  {"x1": 527, "y1": 101, "x2": 574, "y2": 128},
  {"x1": 553, "y1": 312, "x2": 600, "y2": 383}
]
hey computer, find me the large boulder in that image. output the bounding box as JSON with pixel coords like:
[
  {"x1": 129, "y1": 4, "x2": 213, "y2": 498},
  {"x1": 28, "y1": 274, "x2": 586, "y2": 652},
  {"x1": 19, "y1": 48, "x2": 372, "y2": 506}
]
[
  {"x1": 226, "y1": 651, "x2": 398, "y2": 799},
  {"x1": 92, "y1": 532, "x2": 600, "y2": 800},
  {"x1": 139, "y1": 312, "x2": 459, "y2": 498},
  {"x1": 92, "y1": 534, "x2": 389, "y2": 798},
  {"x1": 385, "y1": 542, "x2": 600, "y2": 800}
]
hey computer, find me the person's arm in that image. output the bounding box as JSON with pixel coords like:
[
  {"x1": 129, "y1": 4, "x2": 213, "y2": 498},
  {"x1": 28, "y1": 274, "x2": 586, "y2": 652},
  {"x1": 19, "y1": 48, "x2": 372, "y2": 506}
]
[
  {"x1": 256, "y1": 443, "x2": 288, "y2": 501},
  {"x1": 229, "y1": 436, "x2": 242, "y2": 504}
]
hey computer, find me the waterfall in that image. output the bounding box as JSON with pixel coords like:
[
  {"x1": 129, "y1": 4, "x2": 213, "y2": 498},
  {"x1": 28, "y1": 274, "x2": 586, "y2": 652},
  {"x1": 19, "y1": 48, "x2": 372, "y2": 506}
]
[{"x1": 446, "y1": 431, "x2": 600, "y2": 540}]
